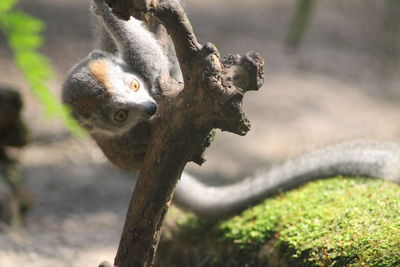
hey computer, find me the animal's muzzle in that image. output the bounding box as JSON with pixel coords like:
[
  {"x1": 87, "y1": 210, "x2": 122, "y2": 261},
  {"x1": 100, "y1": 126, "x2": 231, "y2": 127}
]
[{"x1": 144, "y1": 101, "x2": 157, "y2": 116}]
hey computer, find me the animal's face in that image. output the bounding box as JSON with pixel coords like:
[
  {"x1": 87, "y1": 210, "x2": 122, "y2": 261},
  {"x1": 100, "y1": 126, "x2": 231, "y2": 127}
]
[{"x1": 64, "y1": 57, "x2": 157, "y2": 136}]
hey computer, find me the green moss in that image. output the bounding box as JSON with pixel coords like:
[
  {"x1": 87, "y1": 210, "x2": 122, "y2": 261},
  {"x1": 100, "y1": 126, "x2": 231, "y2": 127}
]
[
  {"x1": 220, "y1": 177, "x2": 400, "y2": 266},
  {"x1": 160, "y1": 177, "x2": 400, "y2": 266}
]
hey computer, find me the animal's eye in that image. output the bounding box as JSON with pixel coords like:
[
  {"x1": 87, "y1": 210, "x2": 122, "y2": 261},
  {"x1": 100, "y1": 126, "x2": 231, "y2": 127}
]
[
  {"x1": 130, "y1": 79, "x2": 140, "y2": 92},
  {"x1": 114, "y1": 109, "x2": 128, "y2": 123}
]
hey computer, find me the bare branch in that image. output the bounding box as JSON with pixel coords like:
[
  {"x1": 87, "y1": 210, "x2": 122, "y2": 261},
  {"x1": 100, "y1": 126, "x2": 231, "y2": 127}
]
[{"x1": 96, "y1": 0, "x2": 266, "y2": 266}]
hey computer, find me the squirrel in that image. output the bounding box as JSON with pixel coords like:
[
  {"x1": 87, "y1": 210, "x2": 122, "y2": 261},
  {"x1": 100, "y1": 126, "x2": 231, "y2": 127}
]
[{"x1": 62, "y1": 0, "x2": 400, "y2": 222}]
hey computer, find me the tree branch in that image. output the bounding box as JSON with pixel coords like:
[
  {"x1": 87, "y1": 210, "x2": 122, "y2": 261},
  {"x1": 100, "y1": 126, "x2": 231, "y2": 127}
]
[{"x1": 103, "y1": 0, "x2": 265, "y2": 266}]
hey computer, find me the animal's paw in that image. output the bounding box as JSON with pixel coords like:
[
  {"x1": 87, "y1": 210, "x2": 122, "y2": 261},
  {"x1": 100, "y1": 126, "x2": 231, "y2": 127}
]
[
  {"x1": 90, "y1": 1, "x2": 101, "y2": 15},
  {"x1": 91, "y1": 0, "x2": 108, "y2": 16}
]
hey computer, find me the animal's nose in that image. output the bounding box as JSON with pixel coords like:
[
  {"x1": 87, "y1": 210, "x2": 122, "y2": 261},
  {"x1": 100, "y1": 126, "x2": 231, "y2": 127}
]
[{"x1": 145, "y1": 102, "x2": 157, "y2": 116}]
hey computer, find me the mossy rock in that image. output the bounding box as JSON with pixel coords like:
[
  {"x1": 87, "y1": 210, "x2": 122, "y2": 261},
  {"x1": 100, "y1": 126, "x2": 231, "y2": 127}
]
[{"x1": 159, "y1": 177, "x2": 400, "y2": 267}]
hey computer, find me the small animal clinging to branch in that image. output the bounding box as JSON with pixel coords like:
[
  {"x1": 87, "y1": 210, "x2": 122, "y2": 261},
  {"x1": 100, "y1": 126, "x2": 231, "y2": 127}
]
[{"x1": 63, "y1": 0, "x2": 400, "y2": 223}]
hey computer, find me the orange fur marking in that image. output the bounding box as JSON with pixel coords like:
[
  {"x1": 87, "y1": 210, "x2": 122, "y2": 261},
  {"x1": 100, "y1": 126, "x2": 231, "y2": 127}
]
[{"x1": 88, "y1": 60, "x2": 114, "y2": 94}]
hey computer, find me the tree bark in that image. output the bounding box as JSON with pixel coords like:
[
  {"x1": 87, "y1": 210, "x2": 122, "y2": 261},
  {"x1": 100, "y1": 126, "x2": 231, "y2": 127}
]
[{"x1": 104, "y1": 0, "x2": 265, "y2": 266}]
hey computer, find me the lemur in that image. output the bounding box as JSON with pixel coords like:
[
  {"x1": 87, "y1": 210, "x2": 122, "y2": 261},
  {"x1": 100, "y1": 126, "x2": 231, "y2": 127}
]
[{"x1": 62, "y1": 0, "x2": 400, "y2": 222}]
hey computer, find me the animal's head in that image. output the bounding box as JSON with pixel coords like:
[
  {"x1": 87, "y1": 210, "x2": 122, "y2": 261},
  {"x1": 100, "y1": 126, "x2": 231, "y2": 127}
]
[{"x1": 62, "y1": 51, "x2": 157, "y2": 136}]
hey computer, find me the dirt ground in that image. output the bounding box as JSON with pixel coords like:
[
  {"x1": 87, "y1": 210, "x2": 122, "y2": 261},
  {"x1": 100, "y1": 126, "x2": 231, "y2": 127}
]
[{"x1": 0, "y1": 0, "x2": 399, "y2": 266}]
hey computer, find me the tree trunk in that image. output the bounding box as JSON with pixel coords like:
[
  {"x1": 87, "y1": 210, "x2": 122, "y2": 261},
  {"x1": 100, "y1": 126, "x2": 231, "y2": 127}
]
[{"x1": 102, "y1": 1, "x2": 265, "y2": 266}]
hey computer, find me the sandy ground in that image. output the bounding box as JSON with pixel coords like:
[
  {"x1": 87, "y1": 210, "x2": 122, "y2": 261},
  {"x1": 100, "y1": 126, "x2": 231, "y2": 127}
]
[{"x1": 0, "y1": 0, "x2": 399, "y2": 266}]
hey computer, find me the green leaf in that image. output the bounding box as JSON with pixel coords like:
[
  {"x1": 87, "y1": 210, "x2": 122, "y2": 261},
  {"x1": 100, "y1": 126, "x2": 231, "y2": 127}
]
[
  {"x1": 0, "y1": 11, "x2": 44, "y2": 33},
  {"x1": 8, "y1": 32, "x2": 43, "y2": 51},
  {"x1": 15, "y1": 51, "x2": 53, "y2": 80},
  {"x1": 0, "y1": 0, "x2": 16, "y2": 13},
  {"x1": 0, "y1": 7, "x2": 85, "y2": 138}
]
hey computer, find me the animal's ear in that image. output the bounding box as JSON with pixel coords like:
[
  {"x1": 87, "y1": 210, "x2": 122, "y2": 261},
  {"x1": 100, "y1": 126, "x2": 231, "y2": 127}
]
[{"x1": 89, "y1": 50, "x2": 108, "y2": 59}]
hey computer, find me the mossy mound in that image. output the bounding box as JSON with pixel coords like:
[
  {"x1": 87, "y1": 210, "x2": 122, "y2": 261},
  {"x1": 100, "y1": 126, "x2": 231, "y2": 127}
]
[
  {"x1": 220, "y1": 177, "x2": 400, "y2": 266},
  {"x1": 158, "y1": 177, "x2": 400, "y2": 267}
]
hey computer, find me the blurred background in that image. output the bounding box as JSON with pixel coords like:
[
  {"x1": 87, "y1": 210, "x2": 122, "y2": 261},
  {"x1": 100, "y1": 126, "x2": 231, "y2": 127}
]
[{"x1": 0, "y1": 0, "x2": 399, "y2": 265}]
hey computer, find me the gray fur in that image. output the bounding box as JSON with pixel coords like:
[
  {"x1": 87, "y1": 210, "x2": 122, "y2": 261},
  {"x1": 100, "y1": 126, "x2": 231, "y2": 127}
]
[
  {"x1": 62, "y1": 49, "x2": 156, "y2": 137},
  {"x1": 174, "y1": 140, "x2": 400, "y2": 221},
  {"x1": 63, "y1": 0, "x2": 170, "y2": 137},
  {"x1": 92, "y1": 0, "x2": 170, "y2": 88},
  {"x1": 62, "y1": 0, "x2": 180, "y2": 170},
  {"x1": 93, "y1": 5, "x2": 183, "y2": 83},
  {"x1": 94, "y1": 17, "x2": 119, "y2": 54}
]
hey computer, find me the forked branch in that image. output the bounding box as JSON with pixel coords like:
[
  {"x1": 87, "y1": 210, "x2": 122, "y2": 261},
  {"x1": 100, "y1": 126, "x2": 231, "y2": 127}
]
[{"x1": 103, "y1": 0, "x2": 264, "y2": 266}]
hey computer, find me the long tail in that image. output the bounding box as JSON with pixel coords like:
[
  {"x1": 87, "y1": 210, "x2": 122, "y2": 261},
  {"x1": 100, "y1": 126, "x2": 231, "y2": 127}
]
[{"x1": 174, "y1": 140, "x2": 400, "y2": 221}]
